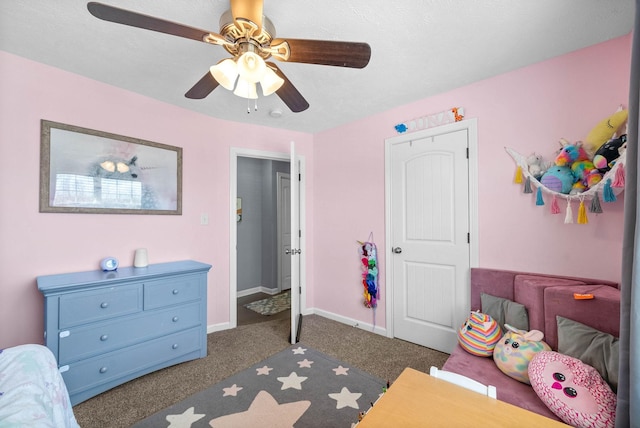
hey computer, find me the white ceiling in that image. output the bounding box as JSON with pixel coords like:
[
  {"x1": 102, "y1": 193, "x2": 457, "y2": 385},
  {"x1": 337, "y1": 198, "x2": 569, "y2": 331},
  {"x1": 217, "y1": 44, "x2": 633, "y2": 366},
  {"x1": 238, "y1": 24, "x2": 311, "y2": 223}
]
[{"x1": 0, "y1": 1, "x2": 635, "y2": 133}]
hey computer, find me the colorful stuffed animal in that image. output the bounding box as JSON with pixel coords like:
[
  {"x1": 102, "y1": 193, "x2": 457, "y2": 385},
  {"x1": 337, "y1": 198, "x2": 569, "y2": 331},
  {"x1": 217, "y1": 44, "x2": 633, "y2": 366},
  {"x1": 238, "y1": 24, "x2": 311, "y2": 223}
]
[
  {"x1": 457, "y1": 311, "x2": 502, "y2": 357},
  {"x1": 583, "y1": 109, "x2": 628, "y2": 159},
  {"x1": 540, "y1": 165, "x2": 577, "y2": 194},
  {"x1": 555, "y1": 140, "x2": 589, "y2": 167},
  {"x1": 593, "y1": 134, "x2": 627, "y2": 173},
  {"x1": 493, "y1": 325, "x2": 551, "y2": 384},
  {"x1": 529, "y1": 351, "x2": 617, "y2": 428}
]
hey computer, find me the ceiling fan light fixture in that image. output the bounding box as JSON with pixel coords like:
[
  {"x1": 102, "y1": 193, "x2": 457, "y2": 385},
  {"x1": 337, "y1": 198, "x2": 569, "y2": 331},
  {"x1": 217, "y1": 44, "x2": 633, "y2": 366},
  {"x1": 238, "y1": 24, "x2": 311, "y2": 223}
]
[
  {"x1": 236, "y1": 51, "x2": 267, "y2": 83},
  {"x1": 260, "y1": 67, "x2": 284, "y2": 96},
  {"x1": 210, "y1": 59, "x2": 238, "y2": 91},
  {"x1": 233, "y1": 77, "x2": 258, "y2": 99}
]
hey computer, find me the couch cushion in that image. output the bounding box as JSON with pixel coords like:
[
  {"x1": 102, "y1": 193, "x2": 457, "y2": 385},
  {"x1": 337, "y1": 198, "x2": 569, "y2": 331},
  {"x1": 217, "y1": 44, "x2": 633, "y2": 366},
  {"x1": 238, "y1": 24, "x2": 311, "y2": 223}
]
[
  {"x1": 543, "y1": 285, "x2": 621, "y2": 351},
  {"x1": 513, "y1": 275, "x2": 587, "y2": 335},
  {"x1": 557, "y1": 316, "x2": 619, "y2": 392},
  {"x1": 442, "y1": 345, "x2": 561, "y2": 421},
  {"x1": 481, "y1": 293, "x2": 529, "y2": 332}
]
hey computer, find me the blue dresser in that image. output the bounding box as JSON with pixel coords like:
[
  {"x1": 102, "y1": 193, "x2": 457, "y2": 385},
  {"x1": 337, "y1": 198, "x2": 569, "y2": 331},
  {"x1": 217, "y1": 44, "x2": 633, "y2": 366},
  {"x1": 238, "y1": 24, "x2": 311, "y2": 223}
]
[{"x1": 37, "y1": 260, "x2": 212, "y2": 405}]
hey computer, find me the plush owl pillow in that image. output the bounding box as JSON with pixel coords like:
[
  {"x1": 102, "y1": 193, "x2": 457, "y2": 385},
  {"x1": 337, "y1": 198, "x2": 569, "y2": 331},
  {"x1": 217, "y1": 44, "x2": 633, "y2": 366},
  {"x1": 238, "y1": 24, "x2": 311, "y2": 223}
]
[
  {"x1": 528, "y1": 351, "x2": 617, "y2": 428},
  {"x1": 457, "y1": 311, "x2": 501, "y2": 357},
  {"x1": 493, "y1": 325, "x2": 551, "y2": 384}
]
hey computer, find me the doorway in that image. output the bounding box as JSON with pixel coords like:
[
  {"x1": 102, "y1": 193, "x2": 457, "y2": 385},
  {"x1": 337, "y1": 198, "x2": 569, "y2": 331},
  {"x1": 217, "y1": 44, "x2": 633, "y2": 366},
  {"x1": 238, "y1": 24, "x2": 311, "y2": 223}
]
[
  {"x1": 236, "y1": 157, "x2": 290, "y2": 326},
  {"x1": 385, "y1": 119, "x2": 479, "y2": 354}
]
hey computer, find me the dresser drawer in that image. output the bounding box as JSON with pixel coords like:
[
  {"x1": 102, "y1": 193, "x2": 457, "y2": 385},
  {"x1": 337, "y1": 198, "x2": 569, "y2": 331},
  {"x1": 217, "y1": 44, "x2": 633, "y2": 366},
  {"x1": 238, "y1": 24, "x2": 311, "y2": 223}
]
[
  {"x1": 61, "y1": 327, "x2": 201, "y2": 397},
  {"x1": 59, "y1": 284, "x2": 143, "y2": 328},
  {"x1": 144, "y1": 275, "x2": 201, "y2": 309},
  {"x1": 58, "y1": 302, "x2": 202, "y2": 365}
]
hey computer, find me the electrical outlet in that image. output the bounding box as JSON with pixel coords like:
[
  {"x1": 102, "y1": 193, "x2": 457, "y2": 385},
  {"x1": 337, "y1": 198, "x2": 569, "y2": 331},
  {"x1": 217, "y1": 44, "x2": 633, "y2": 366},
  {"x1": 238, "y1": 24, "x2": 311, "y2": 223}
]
[{"x1": 200, "y1": 213, "x2": 209, "y2": 225}]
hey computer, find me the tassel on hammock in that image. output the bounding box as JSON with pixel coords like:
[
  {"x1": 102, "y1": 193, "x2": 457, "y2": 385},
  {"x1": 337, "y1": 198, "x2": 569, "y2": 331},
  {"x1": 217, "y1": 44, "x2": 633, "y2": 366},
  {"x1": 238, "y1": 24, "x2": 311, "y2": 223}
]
[
  {"x1": 590, "y1": 192, "x2": 603, "y2": 214},
  {"x1": 514, "y1": 166, "x2": 523, "y2": 184},
  {"x1": 577, "y1": 198, "x2": 588, "y2": 224},
  {"x1": 524, "y1": 176, "x2": 532, "y2": 194},
  {"x1": 564, "y1": 199, "x2": 574, "y2": 224},
  {"x1": 612, "y1": 163, "x2": 625, "y2": 188},
  {"x1": 551, "y1": 195, "x2": 561, "y2": 214},
  {"x1": 535, "y1": 187, "x2": 544, "y2": 206},
  {"x1": 603, "y1": 179, "x2": 616, "y2": 202}
]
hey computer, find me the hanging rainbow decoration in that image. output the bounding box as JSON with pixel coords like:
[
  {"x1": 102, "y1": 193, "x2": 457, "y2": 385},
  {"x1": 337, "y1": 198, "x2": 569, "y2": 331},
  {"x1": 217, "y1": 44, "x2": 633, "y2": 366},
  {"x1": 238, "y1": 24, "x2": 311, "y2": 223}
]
[{"x1": 358, "y1": 237, "x2": 379, "y2": 308}]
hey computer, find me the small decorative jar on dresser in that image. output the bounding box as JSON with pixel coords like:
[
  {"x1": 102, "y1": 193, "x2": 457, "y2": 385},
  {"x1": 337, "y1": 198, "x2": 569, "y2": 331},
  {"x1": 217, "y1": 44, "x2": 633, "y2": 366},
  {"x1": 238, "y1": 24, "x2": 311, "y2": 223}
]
[{"x1": 37, "y1": 260, "x2": 212, "y2": 405}]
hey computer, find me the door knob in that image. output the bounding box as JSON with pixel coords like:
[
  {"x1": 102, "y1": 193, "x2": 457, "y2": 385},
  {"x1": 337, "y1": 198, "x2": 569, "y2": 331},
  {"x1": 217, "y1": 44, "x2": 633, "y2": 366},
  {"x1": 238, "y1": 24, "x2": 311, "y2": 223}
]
[
  {"x1": 285, "y1": 249, "x2": 291, "y2": 255},
  {"x1": 392, "y1": 247, "x2": 402, "y2": 254}
]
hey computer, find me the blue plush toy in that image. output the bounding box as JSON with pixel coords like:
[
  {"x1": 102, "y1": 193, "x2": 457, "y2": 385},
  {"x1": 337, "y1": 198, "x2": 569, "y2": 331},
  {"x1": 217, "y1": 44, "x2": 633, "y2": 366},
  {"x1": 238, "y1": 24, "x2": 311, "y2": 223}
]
[{"x1": 540, "y1": 165, "x2": 576, "y2": 194}]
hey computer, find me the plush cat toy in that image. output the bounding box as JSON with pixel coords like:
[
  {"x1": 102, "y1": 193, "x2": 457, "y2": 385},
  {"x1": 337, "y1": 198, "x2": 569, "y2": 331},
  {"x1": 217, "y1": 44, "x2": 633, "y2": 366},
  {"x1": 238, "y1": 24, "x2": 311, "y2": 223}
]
[
  {"x1": 493, "y1": 325, "x2": 551, "y2": 384},
  {"x1": 457, "y1": 311, "x2": 502, "y2": 357},
  {"x1": 593, "y1": 134, "x2": 627, "y2": 173}
]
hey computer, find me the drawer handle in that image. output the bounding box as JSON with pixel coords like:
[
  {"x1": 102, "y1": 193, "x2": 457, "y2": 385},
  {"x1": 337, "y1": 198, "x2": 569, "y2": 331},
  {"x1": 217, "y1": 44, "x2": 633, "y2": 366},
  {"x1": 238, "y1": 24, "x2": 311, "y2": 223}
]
[
  {"x1": 99, "y1": 366, "x2": 108, "y2": 374},
  {"x1": 172, "y1": 289, "x2": 179, "y2": 295},
  {"x1": 100, "y1": 334, "x2": 109, "y2": 341},
  {"x1": 172, "y1": 316, "x2": 179, "y2": 322},
  {"x1": 100, "y1": 302, "x2": 109, "y2": 309},
  {"x1": 172, "y1": 344, "x2": 179, "y2": 350}
]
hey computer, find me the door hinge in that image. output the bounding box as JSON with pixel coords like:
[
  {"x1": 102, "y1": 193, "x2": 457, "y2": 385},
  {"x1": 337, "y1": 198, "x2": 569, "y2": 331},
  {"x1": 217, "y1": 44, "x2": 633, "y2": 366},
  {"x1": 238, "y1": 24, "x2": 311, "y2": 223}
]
[
  {"x1": 467, "y1": 232, "x2": 470, "y2": 243},
  {"x1": 299, "y1": 230, "x2": 302, "y2": 238},
  {"x1": 298, "y1": 173, "x2": 301, "y2": 181},
  {"x1": 466, "y1": 147, "x2": 469, "y2": 159}
]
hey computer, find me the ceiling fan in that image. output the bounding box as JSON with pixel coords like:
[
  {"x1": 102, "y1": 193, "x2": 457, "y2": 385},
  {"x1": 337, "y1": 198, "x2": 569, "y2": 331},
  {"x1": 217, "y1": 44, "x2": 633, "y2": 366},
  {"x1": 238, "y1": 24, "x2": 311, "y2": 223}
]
[{"x1": 87, "y1": 1, "x2": 372, "y2": 113}]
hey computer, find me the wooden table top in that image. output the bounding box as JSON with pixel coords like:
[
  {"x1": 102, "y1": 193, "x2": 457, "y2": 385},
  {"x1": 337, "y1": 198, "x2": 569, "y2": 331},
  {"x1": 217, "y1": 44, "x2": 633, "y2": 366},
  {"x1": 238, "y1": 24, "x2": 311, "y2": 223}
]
[{"x1": 356, "y1": 367, "x2": 569, "y2": 427}]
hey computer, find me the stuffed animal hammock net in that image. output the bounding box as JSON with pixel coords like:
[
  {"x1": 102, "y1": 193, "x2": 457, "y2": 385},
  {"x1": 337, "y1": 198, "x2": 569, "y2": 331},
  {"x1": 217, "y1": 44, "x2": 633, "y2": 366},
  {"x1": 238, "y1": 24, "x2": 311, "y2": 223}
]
[{"x1": 358, "y1": 235, "x2": 379, "y2": 308}]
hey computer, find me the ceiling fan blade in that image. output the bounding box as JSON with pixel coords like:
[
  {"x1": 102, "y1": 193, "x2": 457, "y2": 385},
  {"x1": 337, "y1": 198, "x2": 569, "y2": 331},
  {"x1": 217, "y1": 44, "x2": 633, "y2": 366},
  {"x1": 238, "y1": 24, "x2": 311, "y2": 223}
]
[
  {"x1": 271, "y1": 39, "x2": 371, "y2": 68},
  {"x1": 267, "y1": 63, "x2": 309, "y2": 113},
  {"x1": 185, "y1": 72, "x2": 220, "y2": 99},
  {"x1": 230, "y1": 0, "x2": 264, "y2": 32},
  {"x1": 87, "y1": 2, "x2": 229, "y2": 46}
]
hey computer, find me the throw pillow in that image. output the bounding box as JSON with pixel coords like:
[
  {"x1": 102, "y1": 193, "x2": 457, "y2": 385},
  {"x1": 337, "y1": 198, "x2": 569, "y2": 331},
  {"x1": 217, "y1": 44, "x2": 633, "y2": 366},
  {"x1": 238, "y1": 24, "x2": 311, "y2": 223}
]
[
  {"x1": 457, "y1": 311, "x2": 502, "y2": 357},
  {"x1": 481, "y1": 293, "x2": 529, "y2": 332},
  {"x1": 493, "y1": 325, "x2": 550, "y2": 384},
  {"x1": 557, "y1": 316, "x2": 619, "y2": 392},
  {"x1": 529, "y1": 351, "x2": 616, "y2": 428}
]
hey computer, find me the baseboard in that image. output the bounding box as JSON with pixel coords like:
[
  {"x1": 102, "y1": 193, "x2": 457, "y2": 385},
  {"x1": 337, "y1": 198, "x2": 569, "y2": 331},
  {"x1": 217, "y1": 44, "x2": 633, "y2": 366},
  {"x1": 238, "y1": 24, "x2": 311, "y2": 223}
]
[
  {"x1": 207, "y1": 322, "x2": 231, "y2": 334},
  {"x1": 207, "y1": 308, "x2": 387, "y2": 337},
  {"x1": 309, "y1": 308, "x2": 387, "y2": 336},
  {"x1": 237, "y1": 286, "x2": 280, "y2": 298}
]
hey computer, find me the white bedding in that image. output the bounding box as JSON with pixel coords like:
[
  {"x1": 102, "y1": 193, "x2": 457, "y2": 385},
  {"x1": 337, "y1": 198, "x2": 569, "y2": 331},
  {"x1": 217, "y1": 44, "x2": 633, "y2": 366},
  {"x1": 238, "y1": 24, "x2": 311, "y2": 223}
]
[{"x1": 0, "y1": 344, "x2": 79, "y2": 428}]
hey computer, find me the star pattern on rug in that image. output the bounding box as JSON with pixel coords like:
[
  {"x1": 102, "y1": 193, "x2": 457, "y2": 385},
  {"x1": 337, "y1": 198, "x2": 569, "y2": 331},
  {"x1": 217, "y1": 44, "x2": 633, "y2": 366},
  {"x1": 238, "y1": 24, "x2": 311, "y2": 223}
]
[
  {"x1": 208, "y1": 390, "x2": 310, "y2": 428},
  {"x1": 292, "y1": 346, "x2": 307, "y2": 355},
  {"x1": 329, "y1": 387, "x2": 362, "y2": 410},
  {"x1": 297, "y1": 358, "x2": 314, "y2": 368},
  {"x1": 333, "y1": 365, "x2": 350, "y2": 375},
  {"x1": 278, "y1": 372, "x2": 308, "y2": 390},
  {"x1": 222, "y1": 384, "x2": 243, "y2": 397},
  {"x1": 256, "y1": 365, "x2": 273, "y2": 375},
  {"x1": 165, "y1": 406, "x2": 205, "y2": 428}
]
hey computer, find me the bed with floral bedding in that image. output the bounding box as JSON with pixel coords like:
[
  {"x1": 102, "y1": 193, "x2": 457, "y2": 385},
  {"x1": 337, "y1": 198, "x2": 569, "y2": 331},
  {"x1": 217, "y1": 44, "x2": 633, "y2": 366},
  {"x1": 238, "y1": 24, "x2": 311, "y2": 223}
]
[{"x1": 0, "y1": 344, "x2": 79, "y2": 427}]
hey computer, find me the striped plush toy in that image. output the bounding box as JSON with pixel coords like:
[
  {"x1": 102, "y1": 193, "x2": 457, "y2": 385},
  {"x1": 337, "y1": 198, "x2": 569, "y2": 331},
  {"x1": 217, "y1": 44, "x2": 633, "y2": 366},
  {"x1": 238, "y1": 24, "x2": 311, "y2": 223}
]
[{"x1": 457, "y1": 311, "x2": 502, "y2": 357}]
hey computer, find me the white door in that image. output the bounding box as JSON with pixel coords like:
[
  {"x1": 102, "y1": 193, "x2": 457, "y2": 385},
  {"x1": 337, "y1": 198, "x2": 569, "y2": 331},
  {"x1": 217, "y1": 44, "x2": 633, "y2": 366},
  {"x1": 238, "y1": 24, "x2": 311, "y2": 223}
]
[
  {"x1": 277, "y1": 173, "x2": 291, "y2": 291},
  {"x1": 387, "y1": 122, "x2": 475, "y2": 353},
  {"x1": 289, "y1": 142, "x2": 301, "y2": 344}
]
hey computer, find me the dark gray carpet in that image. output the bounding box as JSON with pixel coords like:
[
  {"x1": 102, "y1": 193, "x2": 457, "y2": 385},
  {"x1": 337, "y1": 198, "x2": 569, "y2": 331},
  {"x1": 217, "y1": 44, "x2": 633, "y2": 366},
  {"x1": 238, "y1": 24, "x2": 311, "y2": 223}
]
[
  {"x1": 73, "y1": 315, "x2": 449, "y2": 428},
  {"x1": 133, "y1": 344, "x2": 385, "y2": 427}
]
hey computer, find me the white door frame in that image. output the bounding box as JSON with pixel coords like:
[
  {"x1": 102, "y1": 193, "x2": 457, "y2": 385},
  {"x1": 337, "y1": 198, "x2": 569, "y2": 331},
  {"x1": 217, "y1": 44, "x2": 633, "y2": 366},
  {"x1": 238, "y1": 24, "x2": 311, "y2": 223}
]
[
  {"x1": 383, "y1": 118, "x2": 480, "y2": 339},
  {"x1": 229, "y1": 147, "x2": 306, "y2": 329}
]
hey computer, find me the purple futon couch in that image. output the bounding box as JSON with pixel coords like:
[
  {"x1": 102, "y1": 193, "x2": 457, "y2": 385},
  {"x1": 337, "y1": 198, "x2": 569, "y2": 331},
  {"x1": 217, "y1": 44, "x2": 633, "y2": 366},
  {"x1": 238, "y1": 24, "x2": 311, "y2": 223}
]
[{"x1": 442, "y1": 268, "x2": 620, "y2": 421}]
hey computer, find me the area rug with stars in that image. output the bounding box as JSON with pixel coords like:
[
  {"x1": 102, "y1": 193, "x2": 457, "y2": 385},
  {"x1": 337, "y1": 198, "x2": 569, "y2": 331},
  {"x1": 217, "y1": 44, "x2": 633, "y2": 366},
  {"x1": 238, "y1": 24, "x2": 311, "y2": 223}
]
[{"x1": 133, "y1": 344, "x2": 386, "y2": 428}]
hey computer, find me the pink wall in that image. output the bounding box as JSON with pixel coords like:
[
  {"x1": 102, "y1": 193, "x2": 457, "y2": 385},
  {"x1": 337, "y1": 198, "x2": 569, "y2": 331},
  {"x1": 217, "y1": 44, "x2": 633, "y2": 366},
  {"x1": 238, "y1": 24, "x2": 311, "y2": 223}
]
[
  {"x1": 0, "y1": 52, "x2": 314, "y2": 348},
  {"x1": 312, "y1": 35, "x2": 631, "y2": 328},
  {"x1": 0, "y1": 34, "x2": 632, "y2": 347}
]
